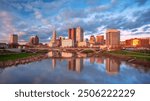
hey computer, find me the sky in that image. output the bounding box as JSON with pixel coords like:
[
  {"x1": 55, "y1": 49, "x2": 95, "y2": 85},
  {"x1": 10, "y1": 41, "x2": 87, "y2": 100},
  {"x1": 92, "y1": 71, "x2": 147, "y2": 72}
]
[{"x1": 0, "y1": 0, "x2": 150, "y2": 43}]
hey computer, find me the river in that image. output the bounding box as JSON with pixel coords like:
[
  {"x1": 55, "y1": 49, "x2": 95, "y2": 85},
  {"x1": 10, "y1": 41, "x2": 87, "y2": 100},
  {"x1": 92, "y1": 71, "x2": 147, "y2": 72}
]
[{"x1": 0, "y1": 52, "x2": 150, "y2": 84}]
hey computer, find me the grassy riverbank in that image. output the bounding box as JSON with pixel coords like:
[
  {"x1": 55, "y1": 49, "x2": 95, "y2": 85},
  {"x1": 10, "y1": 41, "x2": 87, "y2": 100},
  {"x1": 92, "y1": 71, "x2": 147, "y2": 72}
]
[
  {"x1": 0, "y1": 53, "x2": 39, "y2": 61},
  {"x1": 105, "y1": 50, "x2": 150, "y2": 61}
]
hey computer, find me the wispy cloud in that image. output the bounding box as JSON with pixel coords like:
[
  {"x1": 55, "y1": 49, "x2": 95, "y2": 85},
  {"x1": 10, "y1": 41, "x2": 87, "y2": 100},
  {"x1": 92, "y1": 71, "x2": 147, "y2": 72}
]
[{"x1": 0, "y1": 0, "x2": 150, "y2": 42}]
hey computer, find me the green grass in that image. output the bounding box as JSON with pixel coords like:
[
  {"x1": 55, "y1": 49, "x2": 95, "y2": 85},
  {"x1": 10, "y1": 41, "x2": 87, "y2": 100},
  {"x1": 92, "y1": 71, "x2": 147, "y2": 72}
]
[
  {"x1": 0, "y1": 53, "x2": 39, "y2": 61},
  {"x1": 108, "y1": 50, "x2": 150, "y2": 61}
]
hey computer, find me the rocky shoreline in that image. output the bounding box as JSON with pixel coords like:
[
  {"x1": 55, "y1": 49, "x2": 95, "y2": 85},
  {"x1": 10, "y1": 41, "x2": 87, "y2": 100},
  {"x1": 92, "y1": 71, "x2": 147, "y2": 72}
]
[
  {"x1": 103, "y1": 53, "x2": 150, "y2": 68},
  {"x1": 0, "y1": 54, "x2": 48, "y2": 68}
]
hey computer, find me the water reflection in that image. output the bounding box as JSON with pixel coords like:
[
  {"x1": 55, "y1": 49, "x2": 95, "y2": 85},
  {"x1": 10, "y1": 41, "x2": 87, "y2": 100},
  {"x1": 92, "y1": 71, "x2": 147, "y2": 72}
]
[
  {"x1": 67, "y1": 58, "x2": 83, "y2": 73},
  {"x1": 62, "y1": 52, "x2": 74, "y2": 58},
  {"x1": 96, "y1": 57, "x2": 104, "y2": 64},
  {"x1": 50, "y1": 57, "x2": 84, "y2": 73},
  {"x1": 48, "y1": 51, "x2": 61, "y2": 58},
  {"x1": 48, "y1": 51, "x2": 75, "y2": 58},
  {"x1": 0, "y1": 68, "x2": 4, "y2": 74},
  {"x1": 106, "y1": 58, "x2": 120, "y2": 75},
  {"x1": 90, "y1": 57, "x2": 95, "y2": 64},
  {"x1": 52, "y1": 59, "x2": 56, "y2": 69},
  {"x1": 0, "y1": 51, "x2": 150, "y2": 84},
  {"x1": 48, "y1": 51, "x2": 121, "y2": 74}
]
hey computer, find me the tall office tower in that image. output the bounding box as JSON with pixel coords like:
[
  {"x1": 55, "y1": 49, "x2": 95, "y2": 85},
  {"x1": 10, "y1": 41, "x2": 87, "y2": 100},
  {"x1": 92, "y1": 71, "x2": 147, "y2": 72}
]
[
  {"x1": 34, "y1": 35, "x2": 39, "y2": 45},
  {"x1": 76, "y1": 26, "x2": 84, "y2": 43},
  {"x1": 29, "y1": 35, "x2": 39, "y2": 45},
  {"x1": 89, "y1": 35, "x2": 96, "y2": 44},
  {"x1": 51, "y1": 30, "x2": 57, "y2": 43},
  {"x1": 71, "y1": 28, "x2": 76, "y2": 43},
  {"x1": 106, "y1": 29, "x2": 120, "y2": 50},
  {"x1": 68, "y1": 28, "x2": 76, "y2": 43},
  {"x1": 96, "y1": 35, "x2": 104, "y2": 44},
  {"x1": 49, "y1": 30, "x2": 57, "y2": 47},
  {"x1": 68, "y1": 28, "x2": 72, "y2": 39},
  {"x1": 10, "y1": 34, "x2": 18, "y2": 44},
  {"x1": 9, "y1": 34, "x2": 18, "y2": 48}
]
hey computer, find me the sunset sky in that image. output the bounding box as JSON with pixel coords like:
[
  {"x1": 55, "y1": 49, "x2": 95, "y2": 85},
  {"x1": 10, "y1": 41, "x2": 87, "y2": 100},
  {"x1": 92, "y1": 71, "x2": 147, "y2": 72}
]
[{"x1": 0, "y1": 0, "x2": 150, "y2": 43}]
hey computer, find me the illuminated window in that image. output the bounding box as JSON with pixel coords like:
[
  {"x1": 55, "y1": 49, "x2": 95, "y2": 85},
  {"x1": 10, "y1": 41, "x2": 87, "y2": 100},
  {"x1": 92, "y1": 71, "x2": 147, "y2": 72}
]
[{"x1": 132, "y1": 39, "x2": 139, "y2": 46}]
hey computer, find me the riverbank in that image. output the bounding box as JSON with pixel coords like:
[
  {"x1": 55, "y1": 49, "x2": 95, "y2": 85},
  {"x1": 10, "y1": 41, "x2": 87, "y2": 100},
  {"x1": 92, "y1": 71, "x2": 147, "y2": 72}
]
[
  {"x1": 102, "y1": 50, "x2": 150, "y2": 67},
  {"x1": 1, "y1": 49, "x2": 150, "y2": 68},
  {"x1": 0, "y1": 53, "x2": 48, "y2": 68}
]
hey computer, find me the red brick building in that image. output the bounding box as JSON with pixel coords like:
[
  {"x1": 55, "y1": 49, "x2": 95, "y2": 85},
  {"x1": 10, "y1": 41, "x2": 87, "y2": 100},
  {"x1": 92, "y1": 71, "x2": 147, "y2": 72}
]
[
  {"x1": 125, "y1": 38, "x2": 150, "y2": 48},
  {"x1": 68, "y1": 28, "x2": 76, "y2": 43},
  {"x1": 96, "y1": 35, "x2": 104, "y2": 44}
]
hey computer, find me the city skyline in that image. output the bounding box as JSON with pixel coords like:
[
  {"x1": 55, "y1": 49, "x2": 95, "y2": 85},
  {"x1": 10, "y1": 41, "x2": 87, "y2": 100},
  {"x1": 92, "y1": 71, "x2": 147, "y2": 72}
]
[{"x1": 0, "y1": 0, "x2": 150, "y2": 43}]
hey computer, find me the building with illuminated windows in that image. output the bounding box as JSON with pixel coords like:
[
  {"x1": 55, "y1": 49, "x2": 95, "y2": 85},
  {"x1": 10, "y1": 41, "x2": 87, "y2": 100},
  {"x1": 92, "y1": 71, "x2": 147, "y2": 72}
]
[
  {"x1": 106, "y1": 29, "x2": 120, "y2": 50},
  {"x1": 125, "y1": 38, "x2": 150, "y2": 48}
]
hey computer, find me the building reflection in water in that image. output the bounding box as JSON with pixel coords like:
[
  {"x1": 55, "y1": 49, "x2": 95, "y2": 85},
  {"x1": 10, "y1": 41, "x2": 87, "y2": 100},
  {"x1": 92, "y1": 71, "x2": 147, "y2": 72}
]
[
  {"x1": 61, "y1": 52, "x2": 74, "y2": 58},
  {"x1": 105, "y1": 58, "x2": 120, "y2": 75},
  {"x1": 67, "y1": 58, "x2": 83, "y2": 73},
  {"x1": 48, "y1": 51, "x2": 120, "y2": 74},
  {"x1": 47, "y1": 51, "x2": 53, "y2": 57},
  {"x1": 90, "y1": 57, "x2": 95, "y2": 64},
  {"x1": 47, "y1": 51, "x2": 61, "y2": 58},
  {"x1": 52, "y1": 59, "x2": 56, "y2": 69},
  {"x1": 96, "y1": 57, "x2": 104, "y2": 64},
  {"x1": 76, "y1": 58, "x2": 83, "y2": 73},
  {"x1": 68, "y1": 59, "x2": 76, "y2": 71}
]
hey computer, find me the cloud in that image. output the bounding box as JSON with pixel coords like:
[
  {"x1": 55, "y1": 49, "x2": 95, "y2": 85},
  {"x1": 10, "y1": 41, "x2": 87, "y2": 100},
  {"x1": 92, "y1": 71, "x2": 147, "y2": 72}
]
[
  {"x1": 134, "y1": 0, "x2": 148, "y2": 6},
  {"x1": 33, "y1": 9, "x2": 55, "y2": 31},
  {"x1": 86, "y1": 0, "x2": 118, "y2": 13},
  {"x1": 0, "y1": 0, "x2": 150, "y2": 43},
  {"x1": 0, "y1": 11, "x2": 17, "y2": 42},
  {"x1": 0, "y1": 11, "x2": 16, "y2": 32}
]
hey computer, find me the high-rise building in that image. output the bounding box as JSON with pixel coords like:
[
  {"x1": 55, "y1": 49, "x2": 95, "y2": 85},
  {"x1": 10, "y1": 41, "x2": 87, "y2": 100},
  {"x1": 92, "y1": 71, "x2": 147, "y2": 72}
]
[
  {"x1": 68, "y1": 28, "x2": 72, "y2": 39},
  {"x1": 96, "y1": 35, "x2": 104, "y2": 44},
  {"x1": 89, "y1": 35, "x2": 96, "y2": 44},
  {"x1": 9, "y1": 34, "x2": 18, "y2": 48},
  {"x1": 106, "y1": 29, "x2": 120, "y2": 50},
  {"x1": 76, "y1": 27, "x2": 84, "y2": 43},
  {"x1": 68, "y1": 28, "x2": 76, "y2": 43},
  {"x1": 29, "y1": 35, "x2": 39, "y2": 45},
  {"x1": 68, "y1": 27, "x2": 84, "y2": 47},
  {"x1": 51, "y1": 30, "x2": 56, "y2": 43},
  {"x1": 34, "y1": 36, "x2": 39, "y2": 45},
  {"x1": 49, "y1": 30, "x2": 57, "y2": 47},
  {"x1": 10, "y1": 34, "x2": 18, "y2": 44}
]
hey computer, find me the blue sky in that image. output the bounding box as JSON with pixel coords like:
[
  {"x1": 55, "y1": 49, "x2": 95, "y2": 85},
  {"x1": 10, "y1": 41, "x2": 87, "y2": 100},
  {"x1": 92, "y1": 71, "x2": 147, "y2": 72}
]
[{"x1": 0, "y1": 0, "x2": 150, "y2": 43}]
